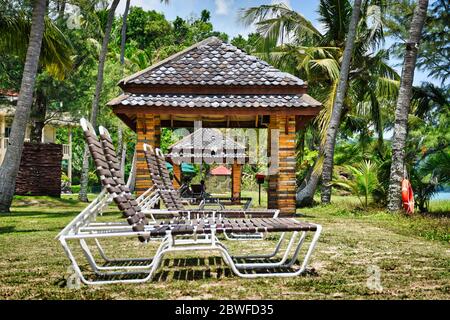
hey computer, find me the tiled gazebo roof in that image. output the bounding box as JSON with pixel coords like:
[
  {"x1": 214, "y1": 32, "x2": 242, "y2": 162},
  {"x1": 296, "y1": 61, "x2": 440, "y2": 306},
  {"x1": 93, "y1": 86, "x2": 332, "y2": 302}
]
[
  {"x1": 119, "y1": 37, "x2": 304, "y2": 87},
  {"x1": 110, "y1": 93, "x2": 321, "y2": 109},
  {"x1": 167, "y1": 128, "x2": 247, "y2": 164},
  {"x1": 108, "y1": 36, "x2": 322, "y2": 130}
]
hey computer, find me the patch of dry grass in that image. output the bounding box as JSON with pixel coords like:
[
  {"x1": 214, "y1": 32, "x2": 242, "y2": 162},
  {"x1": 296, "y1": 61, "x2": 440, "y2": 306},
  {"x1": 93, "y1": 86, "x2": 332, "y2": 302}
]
[{"x1": 0, "y1": 195, "x2": 448, "y2": 299}]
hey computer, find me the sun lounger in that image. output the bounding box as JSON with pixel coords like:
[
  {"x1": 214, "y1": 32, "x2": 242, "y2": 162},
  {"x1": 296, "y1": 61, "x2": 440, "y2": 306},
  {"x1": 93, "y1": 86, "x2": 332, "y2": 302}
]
[
  {"x1": 56, "y1": 118, "x2": 322, "y2": 284},
  {"x1": 143, "y1": 144, "x2": 279, "y2": 219}
]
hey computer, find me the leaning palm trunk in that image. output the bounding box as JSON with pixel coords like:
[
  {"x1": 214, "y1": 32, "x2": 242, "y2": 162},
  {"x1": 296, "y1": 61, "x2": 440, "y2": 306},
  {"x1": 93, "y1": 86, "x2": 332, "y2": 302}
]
[
  {"x1": 78, "y1": 0, "x2": 120, "y2": 202},
  {"x1": 387, "y1": 0, "x2": 429, "y2": 211},
  {"x1": 296, "y1": 171, "x2": 321, "y2": 207},
  {"x1": 296, "y1": 152, "x2": 323, "y2": 207},
  {"x1": 320, "y1": 0, "x2": 363, "y2": 204},
  {"x1": 0, "y1": 0, "x2": 47, "y2": 213}
]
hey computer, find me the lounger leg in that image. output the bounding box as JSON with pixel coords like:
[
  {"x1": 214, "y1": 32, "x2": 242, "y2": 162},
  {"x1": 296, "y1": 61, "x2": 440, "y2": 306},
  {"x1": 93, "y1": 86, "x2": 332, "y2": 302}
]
[
  {"x1": 78, "y1": 239, "x2": 161, "y2": 273},
  {"x1": 224, "y1": 232, "x2": 287, "y2": 260},
  {"x1": 216, "y1": 225, "x2": 322, "y2": 277},
  {"x1": 60, "y1": 236, "x2": 164, "y2": 285},
  {"x1": 94, "y1": 239, "x2": 154, "y2": 263},
  {"x1": 233, "y1": 232, "x2": 299, "y2": 269},
  {"x1": 231, "y1": 231, "x2": 308, "y2": 269}
]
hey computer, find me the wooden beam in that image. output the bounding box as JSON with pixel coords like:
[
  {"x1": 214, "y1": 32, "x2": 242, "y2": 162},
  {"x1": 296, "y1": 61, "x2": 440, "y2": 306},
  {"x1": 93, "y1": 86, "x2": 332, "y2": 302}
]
[
  {"x1": 113, "y1": 106, "x2": 321, "y2": 116},
  {"x1": 115, "y1": 113, "x2": 136, "y2": 131},
  {"x1": 172, "y1": 163, "x2": 182, "y2": 189}
]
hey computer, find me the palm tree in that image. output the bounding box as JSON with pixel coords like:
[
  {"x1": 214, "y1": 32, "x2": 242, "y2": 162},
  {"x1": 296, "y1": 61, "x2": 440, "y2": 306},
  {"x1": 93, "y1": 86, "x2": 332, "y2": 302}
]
[
  {"x1": 0, "y1": 8, "x2": 73, "y2": 144},
  {"x1": 0, "y1": 0, "x2": 47, "y2": 212},
  {"x1": 78, "y1": 0, "x2": 120, "y2": 202},
  {"x1": 78, "y1": 0, "x2": 171, "y2": 201},
  {"x1": 240, "y1": 0, "x2": 398, "y2": 206},
  {"x1": 321, "y1": 0, "x2": 363, "y2": 204},
  {"x1": 0, "y1": 11, "x2": 72, "y2": 77},
  {"x1": 387, "y1": 0, "x2": 429, "y2": 211}
]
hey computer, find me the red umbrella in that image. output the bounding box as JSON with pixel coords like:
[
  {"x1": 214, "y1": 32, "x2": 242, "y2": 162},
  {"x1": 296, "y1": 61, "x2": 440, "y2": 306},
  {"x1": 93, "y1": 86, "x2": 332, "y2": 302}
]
[{"x1": 210, "y1": 165, "x2": 231, "y2": 176}]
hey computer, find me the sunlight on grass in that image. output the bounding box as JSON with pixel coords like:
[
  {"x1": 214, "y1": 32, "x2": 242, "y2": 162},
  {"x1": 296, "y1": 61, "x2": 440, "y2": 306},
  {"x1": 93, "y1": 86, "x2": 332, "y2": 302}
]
[{"x1": 0, "y1": 194, "x2": 448, "y2": 299}]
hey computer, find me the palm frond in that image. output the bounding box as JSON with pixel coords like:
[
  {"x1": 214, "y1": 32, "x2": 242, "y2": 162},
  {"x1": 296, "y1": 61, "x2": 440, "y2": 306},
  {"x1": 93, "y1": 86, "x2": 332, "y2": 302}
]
[
  {"x1": 310, "y1": 58, "x2": 340, "y2": 80},
  {"x1": 0, "y1": 12, "x2": 73, "y2": 79},
  {"x1": 239, "y1": 3, "x2": 321, "y2": 46}
]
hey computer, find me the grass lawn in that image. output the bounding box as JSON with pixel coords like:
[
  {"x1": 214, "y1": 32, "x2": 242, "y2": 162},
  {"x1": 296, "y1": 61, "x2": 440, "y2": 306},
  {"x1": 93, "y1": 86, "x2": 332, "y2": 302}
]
[{"x1": 0, "y1": 193, "x2": 449, "y2": 300}]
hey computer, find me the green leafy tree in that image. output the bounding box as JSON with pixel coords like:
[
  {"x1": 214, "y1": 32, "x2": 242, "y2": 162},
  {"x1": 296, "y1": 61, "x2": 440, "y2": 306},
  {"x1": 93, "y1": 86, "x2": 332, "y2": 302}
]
[
  {"x1": 240, "y1": 0, "x2": 399, "y2": 206},
  {"x1": 386, "y1": 0, "x2": 449, "y2": 85},
  {"x1": 0, "y1": 0, "x2": 47, "y2": 212}
]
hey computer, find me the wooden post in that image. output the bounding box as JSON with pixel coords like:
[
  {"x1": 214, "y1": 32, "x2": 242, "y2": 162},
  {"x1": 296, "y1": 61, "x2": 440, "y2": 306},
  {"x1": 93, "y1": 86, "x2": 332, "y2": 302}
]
[
  {"x1": 232, "y1": 161, "x2": 242, "y2": 199},
  {"x1": 267, "y1": 116, "x2": 278, "y2": 209},
  {"x1": 267, "y1": 115, "x2": 297, "y2": 215},
  {"x1": 173, "y1": 163, "x2": 182, "y2": 189},
  {"x1": 135, "y1": 114, "x2": 160, "y2": 196}
]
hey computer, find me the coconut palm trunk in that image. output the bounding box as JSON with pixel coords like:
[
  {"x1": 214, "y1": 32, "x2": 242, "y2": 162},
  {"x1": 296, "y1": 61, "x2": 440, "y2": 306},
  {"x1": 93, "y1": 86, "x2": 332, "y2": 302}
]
[
  {"x1": 0, "y1": 0, "x2": 47, "y2": 212},
  {"x1": 78, "y1": 0, "x2": 120, "y2": 202},
  {"x1": 297, "y1": 170, "x2": 321, "y2": 206},
  {"x1": 320, "y1": 0, "x2": 363, "y2": 204},
  {"x1": 387, "y1": 0, "x2": 429, "y2": 211},
  {"x1": 120, "y1": 0, "x2": 130, "y2": 65}
]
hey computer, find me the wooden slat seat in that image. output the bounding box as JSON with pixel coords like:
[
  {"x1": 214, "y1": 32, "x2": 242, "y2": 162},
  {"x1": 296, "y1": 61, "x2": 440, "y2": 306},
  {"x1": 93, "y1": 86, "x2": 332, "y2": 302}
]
[
  {"x1": 82, "y1": 122, "x2": 149, "y2": 241},
  {"x1": 146, "y1": 217, "x2": 317, "y2": 237}
]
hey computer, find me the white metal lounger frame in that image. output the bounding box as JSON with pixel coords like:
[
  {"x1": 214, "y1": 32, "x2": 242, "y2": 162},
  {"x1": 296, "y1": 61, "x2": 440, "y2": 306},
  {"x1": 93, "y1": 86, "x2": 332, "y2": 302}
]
[
  {"x1": 56, "y1": 119, "x2": 322, "y2": 284},
  {"x1": 53, "y1": 119, "x2": 261, "y2": 278},
  {"x1": 58, "y1": 219, "x2": 322, "y2": 285}
]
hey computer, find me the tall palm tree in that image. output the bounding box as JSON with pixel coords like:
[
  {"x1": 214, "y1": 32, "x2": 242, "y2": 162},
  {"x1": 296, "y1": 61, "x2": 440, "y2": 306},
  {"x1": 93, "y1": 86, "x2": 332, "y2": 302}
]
[
  {"x1": 0, "y1": 11, "x2": 72, "y2": 78},
  {"x1": 78, "y1": 0, "x2": 120, "y2": 202},
  {"x1": 387, "y1": 0, "x2": 429, "y2": 211},
  {"x1": 0, "y1": 0, "x2": 47, "y2": 212},
  {"x1": 241, "y1": 0, "x2": 398, "y2": 206},
  {"x1": 321, "y1": 0, "x2": 363, "y2": 204}
]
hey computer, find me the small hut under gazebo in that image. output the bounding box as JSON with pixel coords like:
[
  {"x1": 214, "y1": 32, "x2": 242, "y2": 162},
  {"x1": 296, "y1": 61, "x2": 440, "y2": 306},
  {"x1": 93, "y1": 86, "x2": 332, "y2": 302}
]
[
  {"x1": 210, "y1": 166, "x2": 231, "y2": 176},
  {"x1": 167, "y1": 127, "x2": 247, "y2": 199},
  {"x1": 108, "y1": 36, "x2": 322, "y2": 215}
]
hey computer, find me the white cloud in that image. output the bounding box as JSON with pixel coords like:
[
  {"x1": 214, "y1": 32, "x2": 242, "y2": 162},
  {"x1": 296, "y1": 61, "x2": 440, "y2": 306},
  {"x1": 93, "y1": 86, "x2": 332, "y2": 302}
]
[{"x1": 215, "y1": 0, "x2": 233, "y2": 16}]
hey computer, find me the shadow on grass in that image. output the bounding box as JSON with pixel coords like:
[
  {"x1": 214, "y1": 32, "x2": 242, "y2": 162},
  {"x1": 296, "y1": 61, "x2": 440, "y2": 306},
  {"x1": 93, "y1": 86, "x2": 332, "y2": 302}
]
[
  {"x1": 4, "y1": 210, "x2": 120, "y2": 220},
  {"x1": 0, "y1": 225, "x2": 65, "y2": 234},
  {"x1": 12, "y1": 196, "x2": 81, "y2": 207},
  {"x1": 56, "y1": 257, "x2": 319, "y2": 286}
]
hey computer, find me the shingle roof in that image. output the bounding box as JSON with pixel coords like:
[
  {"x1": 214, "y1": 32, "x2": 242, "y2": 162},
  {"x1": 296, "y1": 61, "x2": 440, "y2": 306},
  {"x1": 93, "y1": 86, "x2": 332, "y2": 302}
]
[
  {"x1": 120, "y1": 37, "x2": 305, "y2": 87},
  {"x1": 167, "y1": 128, "x2": 247, "y2": 164},
  {"x1": 108, "y1": 93, "x2": 322, "y2": 109}
]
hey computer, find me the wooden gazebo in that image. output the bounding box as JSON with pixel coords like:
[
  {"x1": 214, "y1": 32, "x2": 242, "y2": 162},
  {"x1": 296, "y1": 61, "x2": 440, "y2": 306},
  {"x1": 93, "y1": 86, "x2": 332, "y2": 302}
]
[
  {"x1": 108, "y1": 36, "x2": 322, "y2": 215},
  {"x1": 167, "y1": 127, "x2": 247, "y2": 198}
]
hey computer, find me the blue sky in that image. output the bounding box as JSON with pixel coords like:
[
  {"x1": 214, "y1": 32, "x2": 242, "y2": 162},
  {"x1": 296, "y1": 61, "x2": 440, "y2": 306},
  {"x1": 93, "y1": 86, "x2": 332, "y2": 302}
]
[{"x1": 116, "y1": 0, "x2": 438, "y2": 86}]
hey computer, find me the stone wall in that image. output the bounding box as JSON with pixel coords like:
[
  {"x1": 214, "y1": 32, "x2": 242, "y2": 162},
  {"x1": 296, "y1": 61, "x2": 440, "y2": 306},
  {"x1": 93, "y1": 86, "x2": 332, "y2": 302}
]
[{"x1": 15, "y1": 143, "x2": 62, "y2": 197}]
